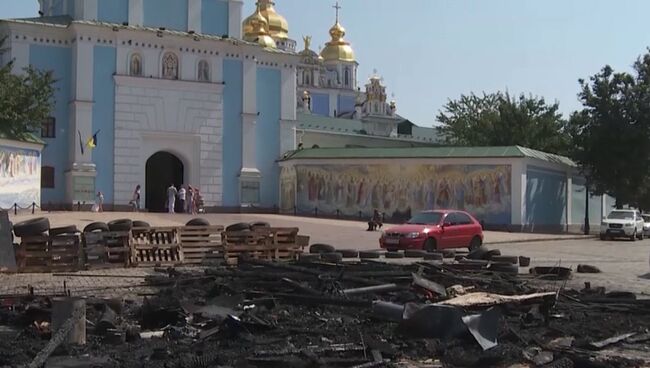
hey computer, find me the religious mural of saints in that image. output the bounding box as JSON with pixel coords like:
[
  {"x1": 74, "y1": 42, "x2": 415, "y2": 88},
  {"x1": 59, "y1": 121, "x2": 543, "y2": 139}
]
[{"x1": 130, "y1": 54, "x2": 142, "y2": 77}]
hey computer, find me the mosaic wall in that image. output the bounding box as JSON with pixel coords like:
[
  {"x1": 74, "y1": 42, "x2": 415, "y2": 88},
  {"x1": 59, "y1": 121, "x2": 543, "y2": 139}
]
[
  {"x1": 0, "y1": 145, "x2": 41, "y2": 210},
  {"x1": 281, "y1": 163, "x2": 512, "y2": 224}
]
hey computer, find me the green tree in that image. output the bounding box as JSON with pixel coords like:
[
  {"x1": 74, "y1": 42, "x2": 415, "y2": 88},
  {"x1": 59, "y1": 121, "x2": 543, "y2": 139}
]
[
  {"x1": 567, "y1": 54, "x2": 650, "y2": 208},
  {"x1": 0, "y1": 37, "x2": 56, "y2": 140},
  {"x1": 436, "y1": 92, "x2": 569, "y2": 154}
]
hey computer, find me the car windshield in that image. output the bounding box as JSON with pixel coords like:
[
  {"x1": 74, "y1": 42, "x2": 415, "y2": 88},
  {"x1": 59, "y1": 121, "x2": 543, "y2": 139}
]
[
  {"x1": 607, "y1": 211, "x2": 634, "y2": 220},
  {"x1": 407, "y1": 212, "x2": 443, "y2": 225}
]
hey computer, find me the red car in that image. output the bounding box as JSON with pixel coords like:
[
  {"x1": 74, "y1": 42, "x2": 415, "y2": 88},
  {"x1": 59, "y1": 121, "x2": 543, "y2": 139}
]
[{"x1": 379, "y1": 210, "x2": 484, "y2": 251}]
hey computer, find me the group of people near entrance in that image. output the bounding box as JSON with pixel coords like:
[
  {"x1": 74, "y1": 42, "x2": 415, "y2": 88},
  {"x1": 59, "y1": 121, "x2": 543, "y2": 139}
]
[{"x1": 166, "y1": 184, "x2": 202, "y2": 214}]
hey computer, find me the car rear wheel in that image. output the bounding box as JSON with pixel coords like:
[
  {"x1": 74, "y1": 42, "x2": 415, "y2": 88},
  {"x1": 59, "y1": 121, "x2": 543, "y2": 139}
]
[
  {"x1": 468, "y1": 236, "x2": 482, "y2": 251},
  {"x1": 638, "y1": 230, "x2": 644, "y2": 240},
  {"x1": 424, "y1": 238, "x2": 437, "y2": 252}
]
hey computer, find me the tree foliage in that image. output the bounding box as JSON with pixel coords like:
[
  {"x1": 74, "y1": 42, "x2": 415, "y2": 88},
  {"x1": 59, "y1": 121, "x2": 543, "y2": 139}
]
[
  {"x1": 567, "y1": 51, "x2": 650, "y2": 209},
  {"x1": 436, "y1": 92, "x2": 569, "y2": 154},
  {"x1": 0, "y1": 37, "x2": 56, "y2": 140}
]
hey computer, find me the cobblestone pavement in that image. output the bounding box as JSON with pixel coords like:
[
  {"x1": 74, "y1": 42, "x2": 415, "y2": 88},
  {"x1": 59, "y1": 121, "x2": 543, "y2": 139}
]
[{"x1": 4, "y1": 211, "x2": 637, "y2": 300}]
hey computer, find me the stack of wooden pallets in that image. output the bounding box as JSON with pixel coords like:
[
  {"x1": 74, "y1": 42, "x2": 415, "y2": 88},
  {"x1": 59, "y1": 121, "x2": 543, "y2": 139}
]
[
  {"x1": 16, "y1": 234, "x2": 81, "y2": 273},
  {"x1": 81, "y1": 231, "x2": 131, "y2": 269},
  {"x1": 221, "y1": 227, "x2": 307, "y2": 265},
  {"x1": 178, "y1": 225, "x2": 225, "y2": 265},
  {"x1": 131, "y1": 227, "x2": 183, "y2": 267}
]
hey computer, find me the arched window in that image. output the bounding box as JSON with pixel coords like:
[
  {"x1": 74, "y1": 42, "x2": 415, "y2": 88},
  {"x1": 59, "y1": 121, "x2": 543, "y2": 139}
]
[
  {"x1": 162, "y1": 52, "x2": 179, "y2": 79},
  {"x1": 305, "y1": 71, "x2": 310, "y2": 85},
  {"x1": 197, "y1": 60, "x2": 210, "y2": 82},
  {"x1": 130, "y1": 53, "x2": 142, "y2": 76},
  {"x1": 344, "y1": 68, "x2": 350, "y2": 86}
]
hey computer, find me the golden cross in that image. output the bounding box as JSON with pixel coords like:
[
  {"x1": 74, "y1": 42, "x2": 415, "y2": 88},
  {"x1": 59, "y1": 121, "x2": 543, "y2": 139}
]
[{"x1": 333, "y1": 1, "x2": 341, "y2": 22}]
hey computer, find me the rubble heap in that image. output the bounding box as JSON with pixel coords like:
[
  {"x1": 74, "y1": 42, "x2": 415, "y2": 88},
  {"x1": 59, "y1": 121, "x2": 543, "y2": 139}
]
[{"x1": 1, "y1": 258, "x2": 649, "y2": 368}]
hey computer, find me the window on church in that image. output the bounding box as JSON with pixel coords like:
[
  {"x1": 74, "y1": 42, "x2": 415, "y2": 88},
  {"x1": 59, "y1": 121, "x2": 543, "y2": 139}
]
[
  {"x1": 198, "y1": 60, "x2": 210, "y2": 82},
  {"x1": 344, "y1": 68, "x2": 350, "y2": 86},
  {"x1": 130, "y1": 54, "x2": 143, "y2": 77},
  {"x1": 162, "y1": 52, "x2": 179, "y2": 80},
  {"x1": 41, "y1": 117, "x2": 55, "y2": 138},
  {"x1": 41, "y1": 166, "x2": 55, "y2": 188},
  {"x1": 305, "y1": 72, "x2": 310, "y2": 85}
]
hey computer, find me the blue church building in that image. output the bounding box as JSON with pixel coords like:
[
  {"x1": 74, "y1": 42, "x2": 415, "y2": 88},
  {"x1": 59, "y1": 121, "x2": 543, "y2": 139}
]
[{"x1": 0, "y1": 0, "x2": 304, "y2": 211}]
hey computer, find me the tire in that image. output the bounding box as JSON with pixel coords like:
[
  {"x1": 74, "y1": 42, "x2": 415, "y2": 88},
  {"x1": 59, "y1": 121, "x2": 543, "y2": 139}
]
[
  {"x1": 132, "y1": 221, "x2": 151, "y2": 228},
  {"x1": 424, "y1": 238, "x2": 437, "y2": 252},
  {"x1": 467, "y1": 246, "x2": 489, "y2": 260},
  {"x1": 338, "y1": 249, "x2": 359, "y2": 258},
  {"x1": 13, "y1": 217, "x2": 50, "y2": 237},
  {"x1": 424, "y1": 252, "x2": 443, "y2": 261},
  {"x1": 250, "y1": 221, "x2": 270, "y2": 229},
  {"x1": 404, "y1": 249, "x2": 427, "y2": 258},
  {"x1": 385, "y1": 251, "x2": 405, "y2": 259},
  {"x1": 631, "y1": 230, "x2": 637, "y2": 242},
  {"x1": 310, "y1": 244, "x2": 336, "y2": 254},
  {"x1": 468, "y1": 236, "x2": 482, "y2": 251},
  {"x1": 359, "y1": 250, "x2": 381, "y2": 259},
  {"x1": 321, "y1": 252, "x2": 343, "y2": 263},
  {"x1": 519, "y1": 256, "x2": 531, "y2": 267},
  {"x1": 459, "y1": 259, "x2": 489, "y2": 266},
  {"x1": 186, "y1": 218, "x2": 210, "y2": 227},
  {"x1": 108, "y1": 219, "x2": 133, "y2": 232},
  {"x1": 489, "y1": 262, "x2": 519, "y2": 274},
  {"x1": 226, "y1": 222, "x2": 251, "y2": 232},
  {"x1": 638, "y1": 230, "x2": 644, "y2": 240},
  {"x1": 490, "y1": 255, "x2": 519, "y2": 265},
  {"x1": 599, "y1": 234, "x2": 606, "y2": 241},
  {"x1": 83, "y1": 222, "x2": 109, "y2": 233},
  {"x1": 49, "y1": 225, "x2": 79, "y2": 237},
  {"x1": 484, "y1": 249, "x2": 502, "y2": 260},
  {"x1": 298, "y1": 253, "x2": 321, "y2": 263}
]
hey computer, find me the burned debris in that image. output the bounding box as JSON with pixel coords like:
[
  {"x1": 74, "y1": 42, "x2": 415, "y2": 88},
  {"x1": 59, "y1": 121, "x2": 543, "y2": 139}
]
[{"x1": 1, "y1": 257, "x2": 649, "y2": 368}]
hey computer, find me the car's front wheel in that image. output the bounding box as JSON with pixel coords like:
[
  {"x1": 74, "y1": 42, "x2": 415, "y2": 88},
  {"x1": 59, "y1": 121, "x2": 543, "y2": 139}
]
[
  {"x1": 424, "y1": 238, "x2": 437, "y2": 252},
  {"x1": 631, "y1": 230, "x2": 637, "y2": 242},
  {"x1": 600, "y1": 234, "x2": 607, "y2": 241},
  {"x1": 639, "y1": 230, "x2": 644, "y2": 240}
]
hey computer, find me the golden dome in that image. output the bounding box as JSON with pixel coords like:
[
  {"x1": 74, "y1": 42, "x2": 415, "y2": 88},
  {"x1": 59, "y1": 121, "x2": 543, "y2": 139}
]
[
  {"x1": 242, "y1": 5, "x2": 276, "y2": 48},
  {"x1": 244, "y1": 1, "x2": 289, "y2": 40},
  {"x1": 320, "y1": 4, "x2": 355, "y2": 63}
]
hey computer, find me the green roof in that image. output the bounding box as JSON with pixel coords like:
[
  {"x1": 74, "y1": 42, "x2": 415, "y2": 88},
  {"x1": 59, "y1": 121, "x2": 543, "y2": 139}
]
[{"x1": 282, "y1": 145, "x2": 576, "y2": 167}]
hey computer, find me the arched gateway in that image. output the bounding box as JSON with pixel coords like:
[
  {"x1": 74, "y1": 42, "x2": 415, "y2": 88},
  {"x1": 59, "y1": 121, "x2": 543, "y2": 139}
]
[{"x1": 145, "y1": 151, "x2": 184, "y2": 212}]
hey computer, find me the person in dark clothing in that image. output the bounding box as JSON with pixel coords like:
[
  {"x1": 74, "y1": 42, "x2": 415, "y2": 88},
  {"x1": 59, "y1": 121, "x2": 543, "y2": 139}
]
[{"x1": 367, "y1": 209, "x2": 383, "y2": 231}]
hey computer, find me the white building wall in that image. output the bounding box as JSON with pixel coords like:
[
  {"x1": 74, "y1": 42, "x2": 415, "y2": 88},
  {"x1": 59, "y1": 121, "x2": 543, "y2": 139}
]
[{"x1": 113, "y1": 75, "x2": 224, "y2": 206}]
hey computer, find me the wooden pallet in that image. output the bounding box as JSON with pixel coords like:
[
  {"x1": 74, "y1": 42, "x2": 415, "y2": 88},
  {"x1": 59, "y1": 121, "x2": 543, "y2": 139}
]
[
  {"x1": 221, "y1": 228, "x2": 305, "y2": 265},
  {"x1": 82, "y1": 231, "x2": 131, "y2": 269},
  {"x1": 131, "y1": 227, "x2": 183, "y2": 267},
  {"x1": 178, "y1": 225, "x2": 225, "y2": 265},
  {"x1": 16, "y1": 234, "x2": 81, "y2": 273}
]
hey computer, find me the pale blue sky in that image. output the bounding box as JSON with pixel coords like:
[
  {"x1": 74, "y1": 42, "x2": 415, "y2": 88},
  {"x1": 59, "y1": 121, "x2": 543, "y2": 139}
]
[{"x1": 3, "y1": 0, "x2": 650, "y2": 126}]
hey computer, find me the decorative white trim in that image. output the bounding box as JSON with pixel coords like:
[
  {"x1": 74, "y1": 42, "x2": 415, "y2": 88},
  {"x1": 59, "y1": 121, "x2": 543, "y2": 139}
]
[
  {"x1": 188, "y1": 0, "x2": 201, "y2": 33},
  {"x1": 227, "y1": 0, "x2": 243, "y2": 39},
  {"x1": 113, "y1": 74, "x2": 224, "y2": 92},
  {"x1": 128, "y1": 0, "x2": 143, "y2": 26},
  {"x1": 0, "y1": 138, "x2": 45, "y2": 151}
]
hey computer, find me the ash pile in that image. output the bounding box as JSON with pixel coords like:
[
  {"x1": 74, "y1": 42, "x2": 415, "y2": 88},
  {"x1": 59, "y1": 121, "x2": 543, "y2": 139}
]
[{"x1": 1, "y1": 257, "x2": 650, "y2": 368}]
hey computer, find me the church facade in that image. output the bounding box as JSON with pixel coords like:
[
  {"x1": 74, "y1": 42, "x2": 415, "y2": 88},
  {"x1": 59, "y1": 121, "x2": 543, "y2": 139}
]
[{"x1": 0, "y1": 0, "x2": 302, "y2": 211}]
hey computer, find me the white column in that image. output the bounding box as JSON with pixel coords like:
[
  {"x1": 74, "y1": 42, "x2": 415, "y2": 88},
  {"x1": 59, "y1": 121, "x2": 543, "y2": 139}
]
[
  {"x1": 9, "y1": 39, "x2": 29, "y2": 76},
  {"x1": 188, "y1": 0, "x2": 201, "y2": 32},
  {"x1": 240, "y1": 59, "x2": 261, "y2": 205},
  {"x1": 65, "y1": 41, "x2": 97, "y2": 204},
  {"x1": 128, "y1": 0, "x2": 143, "y2": 26},
  {"x1": 329, "y1": 90, "x2": 337, "y2": 117},
  {"x1": 280, "y1": 67, "x2": 296, "y2": 121},
  {"x1": 83, "y1": 0, "x2": 98, "y2": 20},
  {"x1": 228, "y1": 0, "x2": 243, "y2": 38}
]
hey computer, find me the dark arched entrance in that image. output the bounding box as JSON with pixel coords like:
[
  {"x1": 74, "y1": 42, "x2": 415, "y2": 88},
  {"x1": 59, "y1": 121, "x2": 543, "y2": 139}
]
[{"x1": 146, "y1": 151, "x2": 184, "y2": 212}]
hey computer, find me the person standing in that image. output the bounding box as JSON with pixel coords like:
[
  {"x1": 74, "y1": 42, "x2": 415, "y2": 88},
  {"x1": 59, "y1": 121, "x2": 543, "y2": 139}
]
[
  {"x1": 131, "y1": 185, "x2": 141, "y2": 212},
  {"x1": 167, "y1": 184, "x2": 178, "y2": 214},
  {"x1": 178, "y1": 185, "x2": 187, "y2": 213},
  {"x1": 96, "y1": 191, "x2": 104, "y2": 213},
  {"x1": 187, "y1": 185, "x2": 195, "y2": 215}
]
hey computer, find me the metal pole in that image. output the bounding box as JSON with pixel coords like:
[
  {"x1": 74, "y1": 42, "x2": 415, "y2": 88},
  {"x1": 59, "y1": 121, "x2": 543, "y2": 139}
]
[{"x1": 584, "y1": 182, "x2": 590, "y2": 235}]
